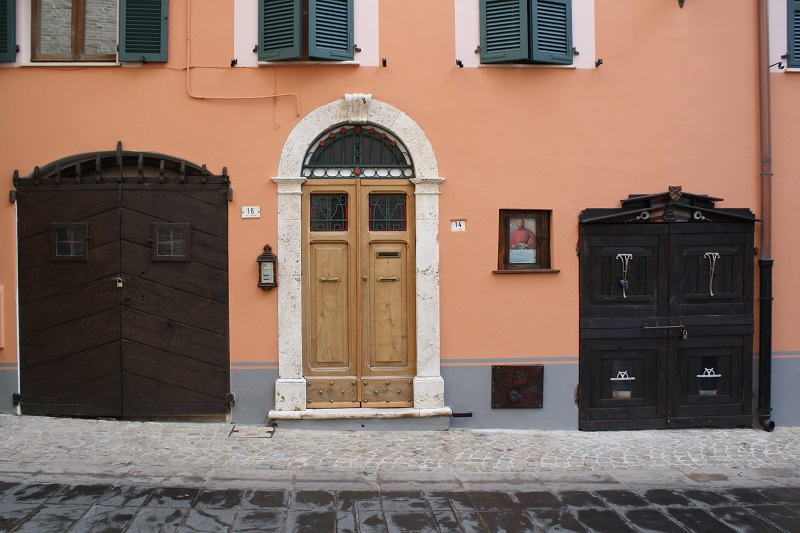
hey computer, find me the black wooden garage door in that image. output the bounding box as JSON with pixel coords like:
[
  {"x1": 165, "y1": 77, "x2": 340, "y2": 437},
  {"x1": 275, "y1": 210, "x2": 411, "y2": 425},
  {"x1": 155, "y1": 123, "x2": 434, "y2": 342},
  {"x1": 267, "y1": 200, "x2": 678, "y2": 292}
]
[
  {"x1": 578, "y1": 189, "x2": 755, "y2": 430},
  {"x1": 15, "y1": 150, "x2": 231, "y2": 418}
]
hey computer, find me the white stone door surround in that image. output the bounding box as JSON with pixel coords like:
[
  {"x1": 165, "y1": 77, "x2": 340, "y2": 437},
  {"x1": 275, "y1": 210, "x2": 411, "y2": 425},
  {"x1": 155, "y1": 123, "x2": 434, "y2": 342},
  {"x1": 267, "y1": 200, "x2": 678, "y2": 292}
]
[{"x1": 269, "y1": 95, "x2": 450, "y2": 420}]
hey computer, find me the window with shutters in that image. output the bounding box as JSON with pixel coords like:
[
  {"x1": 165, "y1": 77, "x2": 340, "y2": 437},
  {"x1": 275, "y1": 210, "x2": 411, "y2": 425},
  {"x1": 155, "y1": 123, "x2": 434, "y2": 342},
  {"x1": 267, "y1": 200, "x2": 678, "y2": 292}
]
[
  {"x1": 259, "y1": 0, "x2": 354, "y2": 62},
  {"x1": 1, "y1": 0, "x2": 15, "y2": 62},
  {"x1": 789, "y1": 0, "x2": 800, "y2": 68},
  {"x1": 479, "y1": 0, "x2": 573, "y2": 65},
  {"x1": 30, "y1": 0, "x2": 168, "y2": 62}
]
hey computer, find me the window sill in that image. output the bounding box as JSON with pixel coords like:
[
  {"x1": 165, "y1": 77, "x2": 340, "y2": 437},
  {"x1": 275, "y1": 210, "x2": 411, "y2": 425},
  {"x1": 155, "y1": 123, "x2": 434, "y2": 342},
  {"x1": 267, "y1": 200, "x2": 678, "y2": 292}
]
[
  {"x1": 479, "y1": 63, "x2": 576, "y2": 69},
  {"x1": 258, "y1": 60, "x2": 359, "y2": 66},
  {"x1": 22, "y1": 62, "x2": 120, "y2": 67},
  {"x1": 493, "y1": 269, "x2": 561, "y2": 274},
  {"x1": 784, "y1": 68, "x2": 800, "y2": 73}
]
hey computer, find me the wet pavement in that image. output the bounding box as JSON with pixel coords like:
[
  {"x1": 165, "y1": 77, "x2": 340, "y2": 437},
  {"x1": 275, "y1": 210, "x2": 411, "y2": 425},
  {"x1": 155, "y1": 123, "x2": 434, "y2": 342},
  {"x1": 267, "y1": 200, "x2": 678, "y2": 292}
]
[{"x1": 2, "y1": 415, "x2": 800, "y2": 531}]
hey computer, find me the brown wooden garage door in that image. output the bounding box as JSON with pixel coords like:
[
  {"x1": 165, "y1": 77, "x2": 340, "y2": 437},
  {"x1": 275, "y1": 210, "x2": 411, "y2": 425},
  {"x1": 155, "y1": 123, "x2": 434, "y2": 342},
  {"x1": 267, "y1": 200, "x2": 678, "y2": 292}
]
[{"x1": 14, "y1": 149, "x2": 231, "y2": 418}]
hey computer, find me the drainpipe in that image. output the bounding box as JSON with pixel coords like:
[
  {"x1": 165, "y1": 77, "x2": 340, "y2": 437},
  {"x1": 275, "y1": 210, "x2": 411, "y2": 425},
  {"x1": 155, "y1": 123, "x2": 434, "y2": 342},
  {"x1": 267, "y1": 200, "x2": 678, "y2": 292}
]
[{"x1": 757, "y1": 0, "x2": 775, "y2": 432}]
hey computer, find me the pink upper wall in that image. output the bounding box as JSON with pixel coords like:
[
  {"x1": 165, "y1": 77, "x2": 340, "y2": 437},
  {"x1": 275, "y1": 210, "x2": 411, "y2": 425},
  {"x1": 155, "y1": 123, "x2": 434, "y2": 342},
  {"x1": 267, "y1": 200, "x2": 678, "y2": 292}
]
[{"x1": 1, "y1": 0, "x2": 798, "y2": 367}]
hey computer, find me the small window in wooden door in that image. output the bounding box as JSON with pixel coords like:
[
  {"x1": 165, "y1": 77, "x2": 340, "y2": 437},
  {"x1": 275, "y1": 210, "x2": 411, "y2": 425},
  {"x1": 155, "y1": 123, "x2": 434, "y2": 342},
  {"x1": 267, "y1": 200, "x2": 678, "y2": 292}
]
[
  {"x1": 51, "y1": 223, "x2": 89, "y2": 261},
  {"x1": 152, "y1": 223, "x2": 191, "y2": 261}
]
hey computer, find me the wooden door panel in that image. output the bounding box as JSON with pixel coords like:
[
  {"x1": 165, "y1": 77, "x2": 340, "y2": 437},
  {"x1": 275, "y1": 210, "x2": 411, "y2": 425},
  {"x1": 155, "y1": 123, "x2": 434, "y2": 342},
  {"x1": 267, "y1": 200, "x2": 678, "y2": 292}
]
[
  {"x1": 19, "y1": 279, "x2": 118, "y2": 334},
  {"x1": 122, "y1": 374, "x2": 226, "y2": 415},
  {"x1": 20, "y1": 308, "x2": 121, "y2": 367},
  {"x1": 669, "y1": 230, "x2": 754, "y2": 318},
  {"x1": 121, "y1": 309, "x2": 228, "y2": 368},
  {"x1": 120, "y1": 241, "x2": 228, "y2": 303},
  {"x1": 18, "y1": 241, "x2": 120, "y2": 304},
  {"x1": 122, "y1": 342, "x2": 228, "y2": 398},
  {"x1": 364, "y1": 242, "x2": 408, "y2": 370},
  {"x1": 667, "y1": 333, "x2": 750, "y2": 419},
  {"x1": 20, "y1": 374, "x2": 123, "y2": 417},
  {"x1": 122, "y1": 189, "x2": 228, "y2": 239},
  {"x1": 121, "y1": 278, "x2": 228, "y2": 336},
  {"x1": 579, "y1": 226, "x2": 668, "y2": 324},
  {"x1": 20, "y1": 344, "x2": 121, "y2": 400},
  {"x1": 308, "y1": 242, "x2": 353, "y2": 369},
  {"x1": 16, "y1": 189, "x2": 120, "y2": 240}
]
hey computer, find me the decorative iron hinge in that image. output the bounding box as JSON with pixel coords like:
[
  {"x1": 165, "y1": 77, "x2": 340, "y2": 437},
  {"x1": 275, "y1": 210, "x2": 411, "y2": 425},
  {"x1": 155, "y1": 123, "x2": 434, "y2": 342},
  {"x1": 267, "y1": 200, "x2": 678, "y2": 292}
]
[
  {"x1": 224, "y1": 392, "x2": 236, "y2": 407},
  {"x1": 12, "y1": 393, "x2": 22, "y2": 406}
]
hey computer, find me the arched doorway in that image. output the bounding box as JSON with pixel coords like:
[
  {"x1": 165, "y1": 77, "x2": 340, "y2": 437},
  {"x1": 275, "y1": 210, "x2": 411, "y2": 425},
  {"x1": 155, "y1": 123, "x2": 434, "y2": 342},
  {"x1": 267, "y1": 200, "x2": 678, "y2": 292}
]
[
  {"x1": 14, "y1": 145, "x2": 232, "y2": 418},
  {"x1": 269, "y1": 95, "x2": 449, "y2": 419}
]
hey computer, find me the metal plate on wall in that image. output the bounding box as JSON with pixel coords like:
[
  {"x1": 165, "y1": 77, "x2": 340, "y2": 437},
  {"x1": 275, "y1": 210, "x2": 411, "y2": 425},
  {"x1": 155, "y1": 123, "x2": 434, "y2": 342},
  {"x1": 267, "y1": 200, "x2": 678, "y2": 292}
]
[{"x1": 491, "y1": 365, "x2": 544, "y2": 408}]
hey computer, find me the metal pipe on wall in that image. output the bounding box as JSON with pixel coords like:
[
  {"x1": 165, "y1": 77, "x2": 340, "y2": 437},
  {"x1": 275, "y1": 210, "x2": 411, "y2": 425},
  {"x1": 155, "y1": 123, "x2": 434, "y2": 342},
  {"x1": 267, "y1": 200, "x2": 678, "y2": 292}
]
[{"x1": 757, "y1": 0, "x2": 775, "y2": 432}]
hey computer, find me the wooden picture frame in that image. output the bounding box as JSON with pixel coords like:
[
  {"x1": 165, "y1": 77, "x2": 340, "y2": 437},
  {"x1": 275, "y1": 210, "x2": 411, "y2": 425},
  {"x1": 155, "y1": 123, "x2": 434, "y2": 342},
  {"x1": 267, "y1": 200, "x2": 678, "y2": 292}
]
[{"x1": 496, "y1": 209, "x2": 552, "y2": 272}]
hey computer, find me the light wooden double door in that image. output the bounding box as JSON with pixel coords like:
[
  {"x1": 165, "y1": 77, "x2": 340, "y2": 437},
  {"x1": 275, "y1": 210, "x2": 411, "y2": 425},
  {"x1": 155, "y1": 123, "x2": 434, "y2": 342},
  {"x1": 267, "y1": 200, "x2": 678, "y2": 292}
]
[{"x1": 302, "y1": 180, "x2": 416, "y2": 408}]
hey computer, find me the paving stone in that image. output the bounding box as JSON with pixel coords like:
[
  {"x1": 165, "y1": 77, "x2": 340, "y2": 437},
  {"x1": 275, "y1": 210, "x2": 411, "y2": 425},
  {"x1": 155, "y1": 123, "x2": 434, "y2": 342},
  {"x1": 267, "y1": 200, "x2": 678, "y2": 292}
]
[
  {"x1": 713, "y1": 506, "x2": 786, "y2": 533},
  {"x1": 192, "y1": 488, "x2": 245, "y2": 509},
  {"x1": 665, "y1": 508, "x2": 738, "y2": 532},
  {"x1": 515, "y1": 490, "x2": 561, "y2": 508},
  {"x1": 622, "y1": 508, "x2": 687, "y2": 533},
  {"x1": 145, "y1": 487, "x2": 200, "y2": 508},
  {"x1": 426, "y1": 491, "x2": 474, "y2": 512},
  {"x1": 385, "y1": 510, "x2": 439, "y2": 533},
  {"x1": 96, "y1": 485, "x2": 154, "y2": 507},
  {"x1": 1, "y1": 483, "x2": 64, "y2": 504},
  {"x1": 678, "y1": 488, "x2": 732, "y2": 506},
  {"x1": 477, "y1": 510, "x2": 536, "y2": 533},
  {"x1": 46, "y1": 484, "x2": 111, "y2": 506},
  {"x1": 557, "y1": 490, "x2": 608, "y2": 508},
  {"x1": 0, "y1": 502, "x2": 41, "y2": 531},
  {"x1": 431, "y1": 509, "x2": 463, "y2": 532},
  {"x1": 240, "y1": 489, "x2": 288, "y2": 509},
  {"x1": 179, "y1": 508, "x2": 238, "y2": 532},
  {"x1": 12, "y1": 504, "x2": 89, "y2": 533},
  {"x1": 125, "y1": 507, "x2": 188, "y2": 533},
  {"x1": 284, "y1": 510, "x2": 337, "y2": 533},
  {"x1": 466, "y1": 491, "x2": 522, "y2": 512},
  {"x1": 642, "y1": 489, "x2": 692, "y2": 507},
  {"x1": 528, "y1": 508, "x2": 587, "y2": 532},
  {"x1": 229, "y1": 508, "x2": 286, "y2": 532},
  {"x1": 575, "y1": 508, "x2": 637, "y2": 532},
  {"x1": 67, "y1": 504, "x2": 138, "y2": 533},
  {"x1": 290, "y1": 489, "x2": 335, "y2": 510},
  {"x1": 595, "y1": 489, "x2": 650, "y2": 508}
]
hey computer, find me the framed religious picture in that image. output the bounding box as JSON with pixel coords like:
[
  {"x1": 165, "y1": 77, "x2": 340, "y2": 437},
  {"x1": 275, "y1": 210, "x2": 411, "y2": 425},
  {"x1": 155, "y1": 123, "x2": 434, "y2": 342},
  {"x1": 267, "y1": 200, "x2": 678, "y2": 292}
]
[{"x1": 496, "y1": 210, "x2": 553, "y2": 272}]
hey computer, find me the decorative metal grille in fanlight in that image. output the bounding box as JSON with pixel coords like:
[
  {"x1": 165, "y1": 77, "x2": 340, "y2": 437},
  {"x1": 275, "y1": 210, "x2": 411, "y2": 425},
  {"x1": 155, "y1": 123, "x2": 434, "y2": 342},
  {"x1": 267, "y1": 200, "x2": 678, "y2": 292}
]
[{"x1": 302, "y1": 124, "x2": 414, "y2": 178}]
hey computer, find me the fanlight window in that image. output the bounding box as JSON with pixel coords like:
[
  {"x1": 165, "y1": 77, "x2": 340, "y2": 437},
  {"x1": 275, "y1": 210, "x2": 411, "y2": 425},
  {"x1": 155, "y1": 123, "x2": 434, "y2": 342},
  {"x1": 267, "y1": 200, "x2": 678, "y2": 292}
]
[{"x1": 302, "y1": 124, "x2": 414, "y2": 178}]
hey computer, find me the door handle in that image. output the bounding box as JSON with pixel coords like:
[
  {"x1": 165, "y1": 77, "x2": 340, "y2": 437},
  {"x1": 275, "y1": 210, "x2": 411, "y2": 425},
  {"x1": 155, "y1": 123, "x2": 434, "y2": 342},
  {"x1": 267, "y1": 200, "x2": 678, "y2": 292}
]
[
  {"x1": 377, "y1": 276, "x2": 398, "y2": 282},
  {"x1": 643, "y1": 324, "x2": 688, "y2": 339},
  {"x1": 318, "y1": 277, "x2": 340, "y2": 282}
]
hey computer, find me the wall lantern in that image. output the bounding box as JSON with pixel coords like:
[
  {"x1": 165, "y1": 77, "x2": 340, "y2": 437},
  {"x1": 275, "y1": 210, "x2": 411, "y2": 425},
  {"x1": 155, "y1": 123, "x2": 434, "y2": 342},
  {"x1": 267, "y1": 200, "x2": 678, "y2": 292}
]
[
  {"x1": 257, "y1": 244, "x2": 277, "y2": 290},
  {"x1": 678, "y1": 0, "x2": 685, "y2": 7}
]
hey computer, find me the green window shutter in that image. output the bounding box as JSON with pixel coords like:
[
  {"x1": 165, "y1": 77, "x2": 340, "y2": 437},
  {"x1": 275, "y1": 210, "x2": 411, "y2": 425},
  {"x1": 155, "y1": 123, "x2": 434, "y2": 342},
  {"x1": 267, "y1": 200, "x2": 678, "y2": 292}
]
[
  {"x1": 309, "y1": 0, "x2": 353, "y2": 60},
  {"x1": 531, "y1": 0, "x2": 572, "y2": 64},
  {"x1": 259, "y1": 0, "x2": 302, "y2": 61},
  {"x1": 790, "y1": 0, "x2": 800, "y2": 68},
  {"x1": 119, "y1": 0, "x2": 169, "y2": 63},
  {"x1": 0, "y1": 0, "x2": 15, "y2": 62},
  {"x1": 480, "y1": 0, "x2": 529, "y2": 64}
]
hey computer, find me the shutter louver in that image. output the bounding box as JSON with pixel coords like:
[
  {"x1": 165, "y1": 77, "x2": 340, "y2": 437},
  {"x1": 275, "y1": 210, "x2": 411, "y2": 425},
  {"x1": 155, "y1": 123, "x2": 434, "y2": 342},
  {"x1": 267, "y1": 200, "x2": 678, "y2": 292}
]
[
  {"x1": 119, "y1": 0, "x2": 169, "y2": 62},
  {"x1": 480, "y1": 0, "x2": 529, "y2": 64},
  {"x1": 790, "y1": 1, "x2": 800, "y2": 68},
  {"x1": 531, "y1": 0, "x2": 572, "y2": 64},
  {"x1": 259, "y1": 0, "x2": 301, "y2": 61},
  {"x1": 309, "y1": 0, "x2": 353, "y2": 60},
  {"x1": 0, "y1": 0, "x2": 15, "y2": 62}
]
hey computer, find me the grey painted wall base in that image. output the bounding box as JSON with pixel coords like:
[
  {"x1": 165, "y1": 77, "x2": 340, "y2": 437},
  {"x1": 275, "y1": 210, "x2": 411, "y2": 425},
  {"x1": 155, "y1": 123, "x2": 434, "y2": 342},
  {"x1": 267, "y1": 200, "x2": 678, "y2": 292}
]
[
  {"x1": 230, "y1": 369, "x2": 276, "y2": 426},
  {"x1": 443, "y1": 364, "x2": 580, "y2": 430},
  {"x1": 0, "y1": 370, "x2": 18, "y2": 415}
]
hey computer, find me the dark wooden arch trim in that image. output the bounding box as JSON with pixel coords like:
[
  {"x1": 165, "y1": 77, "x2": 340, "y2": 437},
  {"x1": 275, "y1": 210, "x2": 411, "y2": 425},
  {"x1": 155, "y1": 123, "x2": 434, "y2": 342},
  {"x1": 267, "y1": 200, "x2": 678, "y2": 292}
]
[{"x1": 12, "y1": 142, "x2": 231, "y2": 193}]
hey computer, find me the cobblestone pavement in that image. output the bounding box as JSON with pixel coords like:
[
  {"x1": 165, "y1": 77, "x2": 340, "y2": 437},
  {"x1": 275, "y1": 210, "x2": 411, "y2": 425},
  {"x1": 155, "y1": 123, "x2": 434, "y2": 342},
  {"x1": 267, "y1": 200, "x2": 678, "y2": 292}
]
[{"x1": 2, "y1": 415, "x2": 800, "y2": 531}]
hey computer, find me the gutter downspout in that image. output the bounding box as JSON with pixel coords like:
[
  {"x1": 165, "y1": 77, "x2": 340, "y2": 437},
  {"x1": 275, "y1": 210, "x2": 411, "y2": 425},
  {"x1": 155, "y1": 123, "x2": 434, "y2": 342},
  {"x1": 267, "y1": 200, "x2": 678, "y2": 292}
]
[{"x1": 757, "y1": 0, "x2": 775, "y2": 432}]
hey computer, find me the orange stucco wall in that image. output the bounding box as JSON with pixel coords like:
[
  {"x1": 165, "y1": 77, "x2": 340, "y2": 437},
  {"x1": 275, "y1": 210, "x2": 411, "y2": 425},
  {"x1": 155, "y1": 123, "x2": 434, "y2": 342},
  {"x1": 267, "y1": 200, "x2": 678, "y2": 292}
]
[{"x1": 1, "y1": 0, "x2": 799, "y2": 379}]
